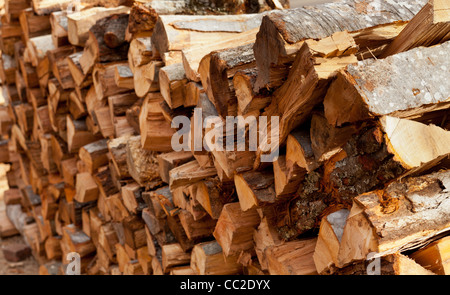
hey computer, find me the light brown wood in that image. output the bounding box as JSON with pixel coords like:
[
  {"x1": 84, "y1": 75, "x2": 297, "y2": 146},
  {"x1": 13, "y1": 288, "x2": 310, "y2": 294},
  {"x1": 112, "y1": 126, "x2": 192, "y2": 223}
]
[
  {"x1": 66, "y1": 115, "x2": 102, "y2": 153},
  {"x1": 50, "y1": 11, "x2": 69, "y2": 47},
  {"x1": 169, "y1": 160, "x2": 217, "y2": 191},
  {"x1": 273, "y1": 155, "x2": 305, "y2": 197},
  {"x1": 213, "y1": 202, "x2": 260, "y2": 257},
  {"x1": 75, "y1": 172, "x2": 99, "y2": 203},
  {"x1": 161, "y1": 243, "x2": 191, "y2": 273},
  {"x1": 19, "y1": 8, "x2": 51, "y2": 43},
  {"x1": 234, "y1": 169, "x2": 276, "y2": 211},
  {"x1": 190, "y1": 240, "x2": 242, "y2": 275},
  {"x1": 139, "y1": 93, "x2": 175, "y2": 152},
  {"x1": 313, "y1": 209, "x2": 350, "y2": 274},
  {"x1": 126, "y1": 135, "x2": 161, "y2": 187},
  {"x1": 79, "y1": 139, "x2": 109, "y2": 174},
  {"x1": 410, "y1": 235, "x2": 450, "y2": 275},
  {"x1": 159, "y1": 63, "x2": 187, "y2": 109},
  {"x1": 380, "y1": 0, "x2": 450, "y2": 58},
  {"x1": 67, "y1": 6, "x2": 130, "y2": 47},
  {"x1": 265, "y1": 238, "x2": 318, "y2": 275}
]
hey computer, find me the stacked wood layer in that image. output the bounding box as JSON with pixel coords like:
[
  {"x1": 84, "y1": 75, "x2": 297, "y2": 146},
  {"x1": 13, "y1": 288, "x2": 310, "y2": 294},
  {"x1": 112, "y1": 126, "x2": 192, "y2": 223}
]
[{"x1": 0, "y1": 0, "x2": 449, "y2": 275}]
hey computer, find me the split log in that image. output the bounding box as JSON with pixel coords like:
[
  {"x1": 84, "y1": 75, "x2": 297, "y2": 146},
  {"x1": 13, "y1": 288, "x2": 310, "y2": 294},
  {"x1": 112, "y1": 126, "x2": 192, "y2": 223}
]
[
  {"x1": 410, "y1": 235, "x2": 450, "y2": 275},
  {"x1": 338, "y1": 169, "x2": 450, "y2": 268},
  {"x1": 253, "y1": 216, "x2": 282, "y2": 270},
  {"x1": 273, "y1": 155, "x2": 305, "y2": 197},
  {"x1": 79, "y1": 139, "x2": 109, "y2": 174},
  {"x1": 126, "y1": 135, "x2": 161, "y2": 188},
  {"x1": 123, "y1": 216, "x2": 146, "y2": 250},
  {"x1": 26, "y1": 34, "x2": 55, "y2": 68},
  {"x1": 62, "y1": 224, "x2": 95, "y2": 258},
  {"x1": 92, "y1": 62, "x2": 131, "y2": 101},
  {"x1": 128, "y1": 37, "x2": 153, "y2": 72},
  {"x1": 67, "y1": 52, "x2": 92, "y2": 88},
  {"x1": 159, "y1": 63, "x2": 187, "y2": 109},
  {"x1": 108, "y1": 135, "x2": 131, "y2": 179},
  {"x1": 379, "y1": 0, "x2": 450, "y2": 58},
  {"x1": 50, "y1": 11, "x2": 69, "y2": 47},
  {"x1": 233, "y1": 68, "x2": 271, "y2": 116},
  {"x1": 213, "y1": 202, "x2": 260, "y2": 257},
  {"x1": 194, "y1": 177, "x2": 235, "y2": 220},
  {"x1": 5, "y1": 0, "x2": 30, "y2": 21},
  {"x1": 325, "y1": 41, "x2": 450, "y2": 127},
  {"x1": 256, "y1": 36, "x2": 359, "y2": 166},
  {"x1": 47, "y1": 45, "x2": 77, "y2": 90},
  {"x1": 310, "y1": 113, "x2": 360, "y2": 163},
  {"x1": 133, "y1": 61, "x2": 162, "y2": 97},
  {"x1": 178, "y1": 210, "x2": 217, "y2": 240},
  {"x1": 139, "y1": 93, "x2": 175, "y2": 152},
  {"x1": 66, "y1": 115, "x2": 102, "y2": 153},
  {"x1": 265, "y1": 238, "x2": 317, "y2": 275},
  {"x1": 31, "y1": 0, "x2": 73, "y2": 16},
  {"x1": 169, "y1": 160, "x2": 217, "y2": 191},
  {"x1": 61, "y1": 158, "x2": 78, "y2": 187},
  {"x1": 93, "y1": 107, "x2": 114, "y2": 139},
  {"x1": 285, "y1": 128, "x2": 319, "y2": 173},
  {"x1": 379, "y1": 116, "x2": 450, "y2": 174},
  {"x1": 19, "y1": 8, "x2": 51, "y2": 42},
  {"x1": 68, "y1": 91, "x2": 87, "y2": 120},
  {"x1": 44, "y1": 236, "x2": 62, "y2": 260},
  {"x1": 157, "y1": 151, "x2": 193, "y2": 184},
  {"x1": 67, "y1": 6, "x2": 130, "y2": 46},
  {"x1": 153, "y1": 15, "x2": 262, "y2": 54},
  {"x1": 234, "y1": 169, "x2": 276, "y2": 211},
  {"x1": 313, "y1": 209, "x2": 350, "y2": 274},
  {"x1": 0, "y1": 53, "x2": 17, "y2": 85},
  {"x1": 182, "y1": 28, "x2": 260, "y2": 82},
  {"x1": 205, "y1": 43, "x2": 256, "y2": 118},
  {"x1": 121, "y1": 182, "x2": 145, "y2": 215},
  {"x1": 190, "y1": 240, "x2": 242, "y2": 275},
  {"x1": 19, "y1": 59, "x2": 40, "y2": 89},
  {"x1": 325, "y1": 253, "x2": 435, "y2": 275},
  {"x1": 253, "y1": 0, "x2": 426, "y2": 91},
  {"x1": 75, "y1": 172, "x2": 99, "y2": 203},
  {"x1": 79, "y1": 13, "x2": 130, "y2": 75},
  {"x1": 161, "y1": 243, "x2": 191, "y2": 273},
  {"x1": 184, "y1": 82, "x2": 204, "y2": 108},
  {"x1": 0, "y1": 208, "x2": 20, "y2": 238},
  {"x1": 114, "y1": 65, "x2": 134, "y2": 89},
  {"x1": 152, "y1": 13, "x2": 265, "y2": 78},
  {"x1": 3, "y1": 189, "x2": 23, "y2": 206},
  {"x1": 106, "y1": 193, "x2": 130, "y2": 223},
  {"x1": 169, "y1": 266, "x2": 196, "y2": 275}
]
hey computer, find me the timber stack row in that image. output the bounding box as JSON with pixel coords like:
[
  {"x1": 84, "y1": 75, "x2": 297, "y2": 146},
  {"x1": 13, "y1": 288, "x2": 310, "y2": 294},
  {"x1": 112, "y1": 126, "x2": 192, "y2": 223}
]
[{"x1": 0, "y1": 0, "x2": 449, "y2": 275}]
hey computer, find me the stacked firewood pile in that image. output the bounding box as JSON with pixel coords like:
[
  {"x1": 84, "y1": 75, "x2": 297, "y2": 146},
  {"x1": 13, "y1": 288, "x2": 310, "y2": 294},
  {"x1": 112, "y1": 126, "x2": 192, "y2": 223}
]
[{"x1": 0, "y1": 0, "x2": 449, "y2": 275}]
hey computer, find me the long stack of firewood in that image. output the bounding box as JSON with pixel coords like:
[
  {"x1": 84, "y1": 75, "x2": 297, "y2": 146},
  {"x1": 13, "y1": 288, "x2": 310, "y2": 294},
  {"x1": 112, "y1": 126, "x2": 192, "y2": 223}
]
[{"x1": 0, "y1": 0, "x2": 449, "y2": 276}]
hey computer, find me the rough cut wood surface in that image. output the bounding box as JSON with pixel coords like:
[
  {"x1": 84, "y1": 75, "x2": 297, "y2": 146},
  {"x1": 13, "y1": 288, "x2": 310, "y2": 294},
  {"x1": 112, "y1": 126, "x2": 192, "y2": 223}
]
[
  {"x1": 324, "y1": 41, "x2": 450, "y2": 127},
  {"x1": 253, "y1": 0, "x2": 427, "y2": 91},
  {"x1": 338, "y1": 169, "x2": 450, "y2": 267}
]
